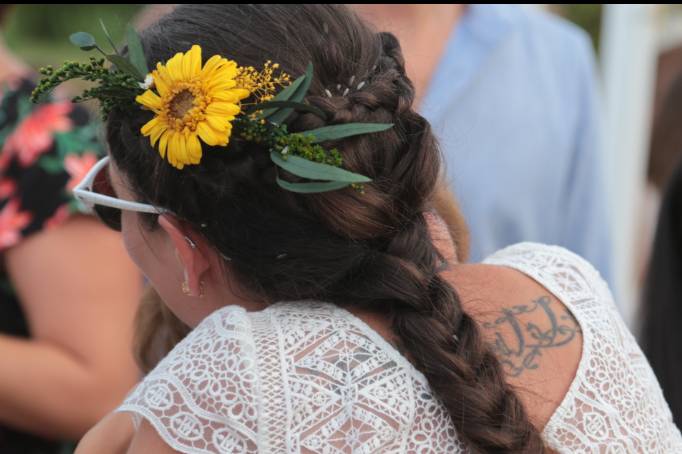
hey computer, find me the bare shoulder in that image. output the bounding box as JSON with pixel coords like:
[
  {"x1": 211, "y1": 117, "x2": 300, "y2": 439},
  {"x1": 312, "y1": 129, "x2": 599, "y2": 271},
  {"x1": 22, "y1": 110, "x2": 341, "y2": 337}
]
[
  {"x1": 448, "y1": 263, "x2": 583, "y2": 430},
  {"x1": 125, "y1": 419, "x2": 181, "y2": 454}
]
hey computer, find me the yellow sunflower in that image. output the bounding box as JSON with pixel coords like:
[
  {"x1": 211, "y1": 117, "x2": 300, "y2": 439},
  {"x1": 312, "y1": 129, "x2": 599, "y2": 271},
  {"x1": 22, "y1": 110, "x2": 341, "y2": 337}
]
[{"x1": 135, "y1": 45, "x2": 250, "y2": 169}]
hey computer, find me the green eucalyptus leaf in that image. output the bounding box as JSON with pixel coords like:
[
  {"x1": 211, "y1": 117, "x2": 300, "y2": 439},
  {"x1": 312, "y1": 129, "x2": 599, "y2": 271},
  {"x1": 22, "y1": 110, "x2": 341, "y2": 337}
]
[
  {"x1": 69, "y1": 32, "x2": 96, "y2": 50},
  {"x1": 290, "y1": 62, "x2": 313, "y2": 103},
  {"x1": 99, "y1": 19, "x2": 120, "y2": 55},
  {"x1": 267, "y1": 106, "x2": 294, "y2": 125},
  {"x1": 276, "y1": 177, "x2": 350, "y2": 193},
  {"x1": 271, "y1": 151, "x2": 371, "y2": 183},
  {"x1": 248, "y1": 100, "x2": 326, "y2": 119},
  {"x1": 106, "y1": 54, "x2": 143, "y2": 81},
  {"x1": 305, "y1": 123, "x2": 393, "y2": 143},
  {"x1": 260, "y1": 74, "x2": 306, "y2": 119},
  {"x1": 126, "y1": 26, "x2": 149, "y2": 78},
  {"x1": 268, "y1": 63, "x2": 314, "y2": 124}
]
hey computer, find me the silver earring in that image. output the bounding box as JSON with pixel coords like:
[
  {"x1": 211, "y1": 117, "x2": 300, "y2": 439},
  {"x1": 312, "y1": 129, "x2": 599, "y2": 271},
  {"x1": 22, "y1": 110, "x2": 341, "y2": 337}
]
[{"x1": 184, "y1": 236, "x2": 197, "y2": 249}]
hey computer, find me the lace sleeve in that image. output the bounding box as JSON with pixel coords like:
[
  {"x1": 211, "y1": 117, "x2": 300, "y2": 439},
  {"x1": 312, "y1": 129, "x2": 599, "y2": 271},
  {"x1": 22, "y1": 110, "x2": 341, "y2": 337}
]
[
  {"x1": 485, "y1": 242, "x2": 682, "y2": 453},
  {"x1": 116, "y1": 306, "x2": 260, "y2": 453}
]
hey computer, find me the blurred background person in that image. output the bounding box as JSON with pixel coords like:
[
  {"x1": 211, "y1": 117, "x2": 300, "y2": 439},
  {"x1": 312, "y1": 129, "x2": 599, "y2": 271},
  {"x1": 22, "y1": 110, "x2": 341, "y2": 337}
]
[
  {"x1": 0, "y1": 5, "x2": 142, "y2": 453},
  {"x1": 641, "y1": 69, "x2": 682, "y2": 429},
  {"x1": 354, "y1": 4, "x2": 613, "y2": 287}
]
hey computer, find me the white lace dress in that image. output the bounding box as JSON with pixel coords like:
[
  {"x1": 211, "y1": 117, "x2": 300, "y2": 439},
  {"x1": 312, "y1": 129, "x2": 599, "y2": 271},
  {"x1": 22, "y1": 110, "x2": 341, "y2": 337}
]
[{"x1": 116, "y1": 243, "x2": 682, "y2": 453}]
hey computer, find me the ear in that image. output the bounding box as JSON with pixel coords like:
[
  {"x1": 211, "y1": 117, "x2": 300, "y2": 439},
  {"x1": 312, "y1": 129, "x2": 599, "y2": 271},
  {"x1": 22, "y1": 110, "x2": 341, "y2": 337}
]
[{"x1": 158, "y1": 214, "x2": 210, "y2": 297}]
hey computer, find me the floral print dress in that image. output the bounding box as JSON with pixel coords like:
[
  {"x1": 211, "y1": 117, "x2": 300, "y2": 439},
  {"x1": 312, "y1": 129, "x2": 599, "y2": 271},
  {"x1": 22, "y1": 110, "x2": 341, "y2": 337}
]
[{"x1": 0, "y1": 78, "x2": 103, "y2": 453}]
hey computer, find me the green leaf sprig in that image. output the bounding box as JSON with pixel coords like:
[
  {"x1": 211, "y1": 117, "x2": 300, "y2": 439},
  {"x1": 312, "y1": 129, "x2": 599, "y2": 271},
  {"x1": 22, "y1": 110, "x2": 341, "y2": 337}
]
[
  {"x1": 236, "y1": 63, "x2": 392, "y2": 193},
  {"x1": 31, "y1": 22, "x2": 148, "y2": 119}
]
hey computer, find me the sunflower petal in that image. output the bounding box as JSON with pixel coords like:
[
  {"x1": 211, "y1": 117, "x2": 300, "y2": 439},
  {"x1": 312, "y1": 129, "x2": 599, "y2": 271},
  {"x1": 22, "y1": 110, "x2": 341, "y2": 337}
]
[
  {"x1": 211, "y1": 90, "x2": 243, "y2": 103},
  {"x1": 177, "y1": 134, "x2": 189, "y2": 166},
  {"x1": 232, "y1": 88, "x2": 251, "y2": 101},
  {"x1": 152, "y1": 69, "x2": 170, "y2": 97},
  {"x1": 166, "y1": 52, "x2": 185, "y2": 82},
  {"x1": 206, "y1": 102, "x2": 241, "y2": 117},
  {"x1": 187, "y1": 45, "x2": 202, "y2": 78},
  {"x1": 155, "y1": 63, "x2": 174, "y2": 89},
  {"x1": 196, "y1": 121, "x2": 222, "y2": 146},
  {"x1": 207, "y1": 90, "x2": 239, "y2": 103},
  {"x1": 187, "y1": 133, "x2": 202, "y2": 163},
  {"x1": 150, "y1": 123, "x2": 167, "y2": 146},
  {"x1": 210, "y1": 66, "x2": 238, "y2": 82},
  {"x1": 141, "y1": 117, "x2": 159, "y2": 136},
  {"x1": 206, "y1": 114, "x2": 230, "y2": 133},
  {"x1": 201, "y1": 55, "x2": 225, "y2": 79},
  {"x1": 158, "y1": 131, "x2": 169, "y2": 159},
  {"x1": 168, "y1": 132, "x2": 181, "y2": 167},
  {"x1": 136, "y1": 91, "x2": 163, "y2": 112},
  {"x1": 208, "y1": 82, "x2": 238, "y2": 95},
  {"x1": 207, "y1": 70, "x2": 237, "y2": 88}
]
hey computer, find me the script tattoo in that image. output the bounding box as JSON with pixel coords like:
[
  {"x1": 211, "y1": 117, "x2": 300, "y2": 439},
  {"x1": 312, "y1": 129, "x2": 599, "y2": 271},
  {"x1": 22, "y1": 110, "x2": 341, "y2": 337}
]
[{"x1": 482, "y1": 296, "x2": 580, "y2": 377}]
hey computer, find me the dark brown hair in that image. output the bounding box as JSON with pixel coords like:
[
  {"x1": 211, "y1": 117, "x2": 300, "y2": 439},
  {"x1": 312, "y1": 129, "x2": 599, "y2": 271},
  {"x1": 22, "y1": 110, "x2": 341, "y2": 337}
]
[{"x1": 107, "y1": 5, "x2": 546, "y2": 452}]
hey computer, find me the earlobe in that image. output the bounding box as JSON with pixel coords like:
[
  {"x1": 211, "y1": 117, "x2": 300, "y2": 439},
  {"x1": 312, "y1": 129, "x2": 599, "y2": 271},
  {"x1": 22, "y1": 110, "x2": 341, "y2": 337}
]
[{"x1": 158, "y1": 215, "x2": 210, "y2": 297}]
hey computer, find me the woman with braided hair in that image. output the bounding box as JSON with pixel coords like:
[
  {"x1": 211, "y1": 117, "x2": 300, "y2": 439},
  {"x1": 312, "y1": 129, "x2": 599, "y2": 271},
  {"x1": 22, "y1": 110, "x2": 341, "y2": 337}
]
[{"x1": 67, "y1": 4, "x2": 680, "y2": 453}]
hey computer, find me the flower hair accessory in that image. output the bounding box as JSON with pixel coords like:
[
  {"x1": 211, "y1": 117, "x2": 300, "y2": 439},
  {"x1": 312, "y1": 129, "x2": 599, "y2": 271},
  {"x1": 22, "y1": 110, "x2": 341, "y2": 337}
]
[{"x1": 31, "y1": 23, "x2": 392, "y2": 193}]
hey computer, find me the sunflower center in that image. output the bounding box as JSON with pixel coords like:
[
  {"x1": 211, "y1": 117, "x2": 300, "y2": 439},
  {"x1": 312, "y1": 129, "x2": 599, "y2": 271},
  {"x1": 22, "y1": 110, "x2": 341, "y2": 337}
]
[{"x1": 169, "y1": 90, "x2": 195, "y2": 119}]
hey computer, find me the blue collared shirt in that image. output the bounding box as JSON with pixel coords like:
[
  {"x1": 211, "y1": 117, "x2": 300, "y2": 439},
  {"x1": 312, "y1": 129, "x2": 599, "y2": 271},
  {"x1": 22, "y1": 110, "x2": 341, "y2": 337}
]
[{"x1": 421, "y1": 4, "x2": 613, "y2": 285}]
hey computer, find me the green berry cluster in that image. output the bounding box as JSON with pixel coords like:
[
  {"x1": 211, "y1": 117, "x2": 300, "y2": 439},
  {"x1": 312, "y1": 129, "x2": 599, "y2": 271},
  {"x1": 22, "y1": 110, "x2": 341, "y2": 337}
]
[
  {"x1": 31, "y1": 57, "x2": 141, "y2": 119},
  {"x1": 235, "y1": 116, "x2": 343, "y2": 167}
]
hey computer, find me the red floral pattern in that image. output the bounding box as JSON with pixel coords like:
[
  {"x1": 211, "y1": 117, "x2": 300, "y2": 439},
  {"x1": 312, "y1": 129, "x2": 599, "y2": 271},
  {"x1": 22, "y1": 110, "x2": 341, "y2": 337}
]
[
  {"x1": 0, "y1": 179, "x2": 15, "y2": 198},
  {"x1": 0, "y1": 199, "x2": 32, "y2": 249},
  {"x1": 0, "y1": 102, "x2": 73, "y2": 170}
]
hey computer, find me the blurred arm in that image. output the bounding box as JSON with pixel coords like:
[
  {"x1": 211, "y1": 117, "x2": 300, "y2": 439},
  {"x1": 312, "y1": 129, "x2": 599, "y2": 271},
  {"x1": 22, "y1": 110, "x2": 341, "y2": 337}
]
[
  {"x1": 75, "y1": 411, "x2": 136, "y2": 454},
  {"x1": 125, "y1": 420, "x2": 179, "y2": 454},
  {"x1": 0, "y1": 216, "x2": 142, "y2": 439}
]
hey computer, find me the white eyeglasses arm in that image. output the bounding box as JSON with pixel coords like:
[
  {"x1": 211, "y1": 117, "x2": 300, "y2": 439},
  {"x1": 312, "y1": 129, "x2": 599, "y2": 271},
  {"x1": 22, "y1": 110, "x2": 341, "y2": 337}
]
[
  {"x1": 73, "y1": 156, "x2": 168, "y2": 215},
  {"x1": 73, "y1": 189, "x2": 165, "y2": 214}
]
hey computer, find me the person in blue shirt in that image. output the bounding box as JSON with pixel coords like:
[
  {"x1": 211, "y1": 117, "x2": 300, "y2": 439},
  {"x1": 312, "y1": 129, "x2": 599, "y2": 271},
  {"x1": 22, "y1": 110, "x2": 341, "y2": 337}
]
[{"x1": 356, "y1": 4, "x2": 613, "y2": 285}]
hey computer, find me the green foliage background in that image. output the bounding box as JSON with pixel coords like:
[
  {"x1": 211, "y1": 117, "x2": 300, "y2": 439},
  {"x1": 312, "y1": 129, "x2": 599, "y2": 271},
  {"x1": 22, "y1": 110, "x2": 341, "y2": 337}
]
[{"x1": 3, "y1": 5, "x2": 143, "y2": 69}]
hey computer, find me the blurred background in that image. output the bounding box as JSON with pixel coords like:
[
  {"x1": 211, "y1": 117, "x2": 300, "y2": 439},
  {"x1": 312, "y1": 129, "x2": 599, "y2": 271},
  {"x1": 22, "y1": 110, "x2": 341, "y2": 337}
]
[
  {"x1": 3, "y1": 5, "x2": 142, "y2": 68},
  {"x1": 1, "y1": 4, "x2": 682, "y2": 451},
  {"x1": 3, "y1": 3, "x2": 682, "y2": 330}
]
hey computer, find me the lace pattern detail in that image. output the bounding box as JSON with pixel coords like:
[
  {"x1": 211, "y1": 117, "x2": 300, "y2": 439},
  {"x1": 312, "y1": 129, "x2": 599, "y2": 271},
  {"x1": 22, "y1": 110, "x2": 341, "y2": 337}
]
[
  {"x1": 117, "y1": 242, "x2": 682, "y2": 453},
  {"x1": 118, "y1": 306, "x2": 261, "y2": 453}
]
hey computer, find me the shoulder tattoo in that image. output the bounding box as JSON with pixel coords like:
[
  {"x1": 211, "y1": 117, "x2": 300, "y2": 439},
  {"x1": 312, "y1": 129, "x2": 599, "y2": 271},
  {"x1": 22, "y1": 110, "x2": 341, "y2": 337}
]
[{"x1": 481, "y1": 296, "x2": 581, "y2": 377}]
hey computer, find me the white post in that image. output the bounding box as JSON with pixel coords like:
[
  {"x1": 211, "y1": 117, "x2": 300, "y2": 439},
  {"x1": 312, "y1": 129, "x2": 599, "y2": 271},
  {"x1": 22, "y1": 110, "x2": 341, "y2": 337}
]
[{"x1": 600, "y1": 4, "x2": 659, "y2": 328}]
